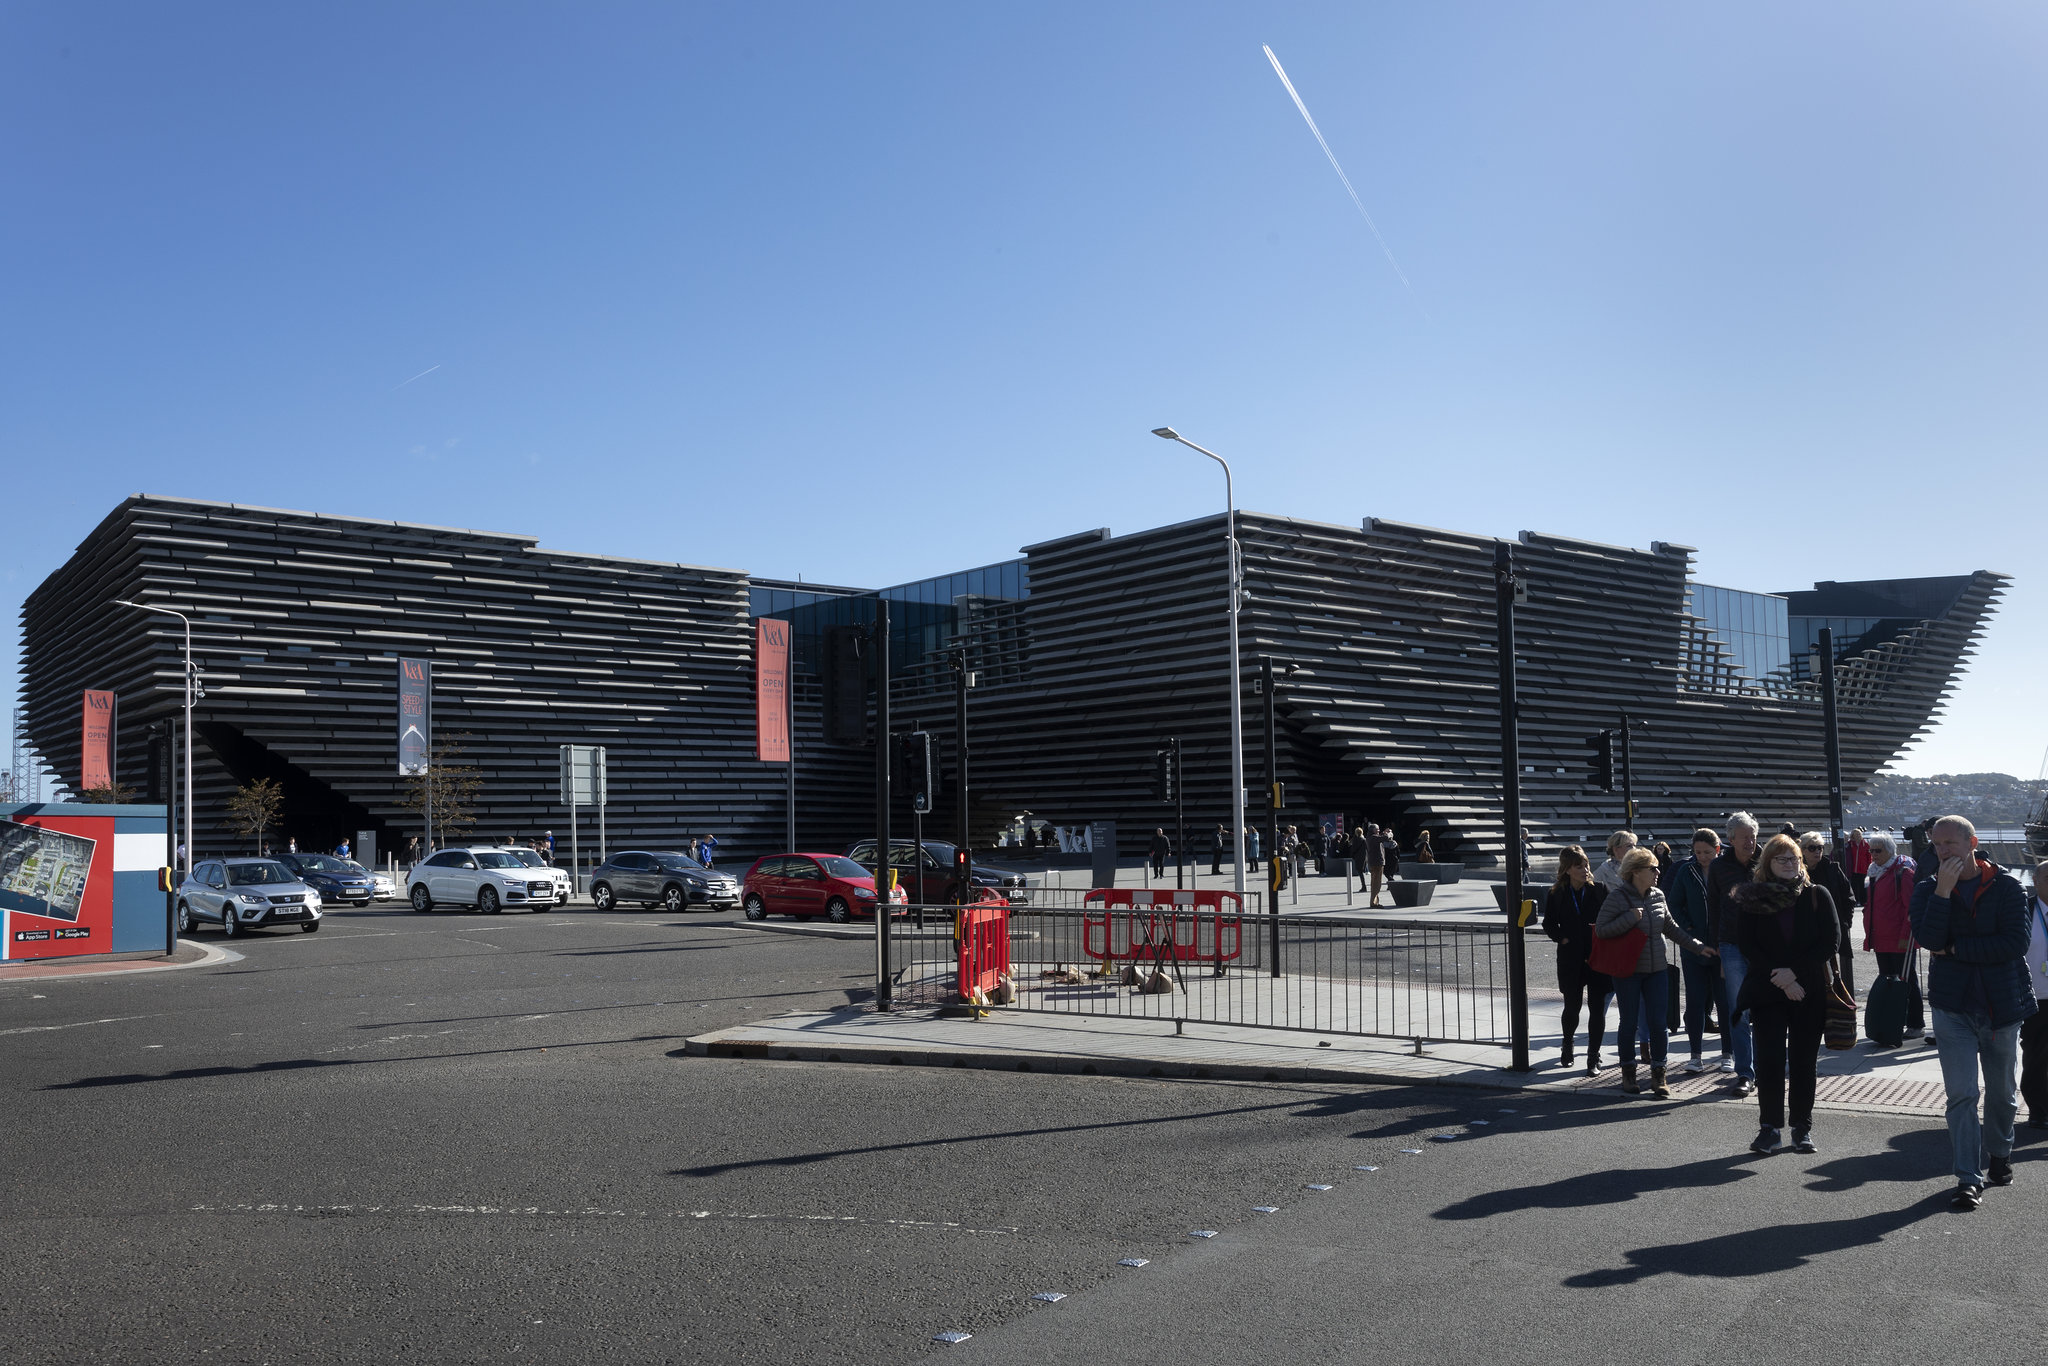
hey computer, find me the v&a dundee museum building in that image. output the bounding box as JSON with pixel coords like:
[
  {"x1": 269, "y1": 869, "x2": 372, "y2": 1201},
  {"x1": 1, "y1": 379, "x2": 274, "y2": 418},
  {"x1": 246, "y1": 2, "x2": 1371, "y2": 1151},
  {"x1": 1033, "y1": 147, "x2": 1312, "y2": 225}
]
[{"x1": 20, "y1": 495, "x2": 2007, "y2": 866}]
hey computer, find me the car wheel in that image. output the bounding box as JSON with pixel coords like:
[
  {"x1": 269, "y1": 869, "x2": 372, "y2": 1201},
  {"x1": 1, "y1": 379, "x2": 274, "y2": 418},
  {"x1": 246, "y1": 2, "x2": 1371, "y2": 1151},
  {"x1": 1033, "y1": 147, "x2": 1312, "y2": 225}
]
[
  {"x1": 301, "y1": 921, "x2": 321, "y2": 933},
  {"x1": 478, "y1": 885, "x2": 500, "y2": 915},
  {"x1": 175, "y1": 901, "x2": 192, "y2": 935},
  {"x1": 410, "y1": 884, "x2": 433, "y2": 913},
  {"x1": 661, "y1": 884, "x2": 685, "y2": 914},
  {"x1": 826, "y1": 897, "x2": 851, "y2": 924},
  {"x1": 591, "y1": 882, "x2": 615, "y2": 912},
  {"x1": 221, "y1": 906, "x2": 241, "y2": 938},
  {"x1": 743, "y1": 894, "x2": 768, "y2": 921}
]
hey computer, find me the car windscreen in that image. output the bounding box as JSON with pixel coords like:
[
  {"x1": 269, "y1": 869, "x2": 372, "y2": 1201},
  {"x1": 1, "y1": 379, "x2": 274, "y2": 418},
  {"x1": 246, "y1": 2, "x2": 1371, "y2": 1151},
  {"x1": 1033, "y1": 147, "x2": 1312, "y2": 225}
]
[
  {"x1": 294, "y1": 855, "x2": 350, "y2": 872},
  {"x1": 506, "y1": 849, "x2": 547, "y2": 867},
  {"x1": 816, "y1": 856, "x2": 870, "y2": 880},
  {"x1": 226, "y1": 862, "x2": 295, "y2": 886},
  {"x1": 656, "y1": 855, "x2": 705, "y2": 872},
  {"x1": 474, "y1": 852, "x2": 524, "y2": 869}
]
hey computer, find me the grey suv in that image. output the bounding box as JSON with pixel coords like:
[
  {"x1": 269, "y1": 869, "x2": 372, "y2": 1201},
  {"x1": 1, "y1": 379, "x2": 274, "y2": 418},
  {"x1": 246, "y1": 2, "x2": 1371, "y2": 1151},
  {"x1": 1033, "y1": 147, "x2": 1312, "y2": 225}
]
[
  {"x1": 176, "y1": 858, "x2": 324, "y2": 936},
  {"x1": 589, "y1": 851, "x2": 741, "y2": 913}
]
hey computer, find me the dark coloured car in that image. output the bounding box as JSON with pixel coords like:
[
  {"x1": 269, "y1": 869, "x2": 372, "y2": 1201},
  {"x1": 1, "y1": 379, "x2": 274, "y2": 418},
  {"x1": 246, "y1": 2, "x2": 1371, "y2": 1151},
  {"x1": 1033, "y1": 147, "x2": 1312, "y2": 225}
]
[
  {"x1": 277, "y1": 853, "x2": 376, "y2": 906},
  {"x1": 589, "y1": 850, "x2": 741, "y2": 913},
  {"x1": 741, "y1": 853, "x2": 909, "y2": 923},
  {"x1": 844, "y1": 839, "x2": 1031, "y2": 904}
]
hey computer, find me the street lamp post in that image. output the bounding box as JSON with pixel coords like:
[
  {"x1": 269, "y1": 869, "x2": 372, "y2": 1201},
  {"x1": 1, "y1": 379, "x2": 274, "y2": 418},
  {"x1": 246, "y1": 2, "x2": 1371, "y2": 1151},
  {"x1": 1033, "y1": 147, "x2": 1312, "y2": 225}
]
[
  {"x1": 1151, "y1": 428, "x2": 1246, "y2": 897},
  {"x1": 112, "y1": 599, "x2": 201, "y2": 879}
]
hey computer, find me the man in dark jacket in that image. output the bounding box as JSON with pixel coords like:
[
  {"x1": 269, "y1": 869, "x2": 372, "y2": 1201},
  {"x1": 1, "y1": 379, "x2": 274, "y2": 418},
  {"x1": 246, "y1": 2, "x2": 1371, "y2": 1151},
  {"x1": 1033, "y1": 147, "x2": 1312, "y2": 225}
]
[
  {"x1": 1706, "y1": 813, "x2": 1761, "y2": 1095},
  {"x1": 1666, "y1": 827, "x2": 1723, "y2": 1074},
  {"x1": 1148, "y1": 829, "x2": 1171, "y2": 879},
  {"x1": 1910, "y1": 815, "x2": 2038, "y2": 1210}
]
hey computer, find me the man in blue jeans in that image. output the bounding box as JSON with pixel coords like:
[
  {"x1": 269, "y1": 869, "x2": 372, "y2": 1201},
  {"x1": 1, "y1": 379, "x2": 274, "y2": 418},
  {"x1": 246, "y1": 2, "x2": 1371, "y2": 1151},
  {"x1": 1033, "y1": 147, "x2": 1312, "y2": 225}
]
[
  {"x1": 1707, "y1": 812, "x2": 1761, "y2": 1097},
  {"x1": 1665, "y1": 827, "x2": 1723, "y2": 1073},
  {"x1": 1910, "y1": 814, "x2": 2036, "y2": 1211}
]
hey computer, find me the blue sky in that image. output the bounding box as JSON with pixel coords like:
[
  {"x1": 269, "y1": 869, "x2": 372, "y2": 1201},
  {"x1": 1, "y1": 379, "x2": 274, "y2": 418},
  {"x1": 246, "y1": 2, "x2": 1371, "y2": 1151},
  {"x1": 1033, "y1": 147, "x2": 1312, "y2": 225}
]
[{"x1": 4, "y1": 2, "x2": 2043, "y2": 783}]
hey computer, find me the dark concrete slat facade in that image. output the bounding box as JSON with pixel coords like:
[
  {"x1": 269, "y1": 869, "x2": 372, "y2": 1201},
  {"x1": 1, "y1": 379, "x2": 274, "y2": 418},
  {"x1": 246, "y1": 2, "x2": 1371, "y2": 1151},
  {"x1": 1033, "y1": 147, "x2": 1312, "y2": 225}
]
[{"x1": 21, "y1": 497, "x2": 2005, "y2": 870}]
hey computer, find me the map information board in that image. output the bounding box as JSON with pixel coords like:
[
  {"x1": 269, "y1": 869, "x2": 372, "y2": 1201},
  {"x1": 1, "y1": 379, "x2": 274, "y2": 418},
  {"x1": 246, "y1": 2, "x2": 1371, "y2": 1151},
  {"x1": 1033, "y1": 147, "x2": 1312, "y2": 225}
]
[{"x1": 0, "y1": 819, "x2": 96, "y2": 923}]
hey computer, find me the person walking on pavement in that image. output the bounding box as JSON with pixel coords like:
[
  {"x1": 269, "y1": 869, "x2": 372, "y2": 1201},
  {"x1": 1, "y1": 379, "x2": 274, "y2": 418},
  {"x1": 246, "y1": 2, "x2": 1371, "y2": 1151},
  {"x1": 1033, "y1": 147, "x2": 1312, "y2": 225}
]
[
  {"x1": 1414, "y1": 829, "x2": 1435, "y2": 866},
  {"x1": 1800, "y1": 832, "x2": 1859, "y2": 996},
  {"x1": 1149, "y1": 828, "x2": 1170, "y2": 879},
  {"x1": 1211, "y1": 823, "x2": 1226, "y2": 876},
  {"x1": 1543, "y1": 846, "x2": 1612, "y2": 1075},
  {"x1": 2020, "y1": 861, "x2": 2048, "y2": 1130},
  {"x1": 1597, "y1": 847, "x2": 1718, "y2": 1097},
  {"x1": 1861, "y1": 833, "x2": 1927, "y2": 1041},
  {"x1": 1733, "y1": 833, "x2": 1839, "y2": 1155},
  {"x1": 1365, "y1": 823, "x2": 1386, "y2": 906},
  {"x1": 1246, "y1": 826, "x2": 1261, "y2": 874},
  {"x1": 335, "y1": 837, "x2": 350, "y2": 860},
  {"x1": 1666, "y1": 828, "x2": 1725, "y2": 1074},
  {"x1": 1846, "y1": 828, "x2": 1873, "y2": 904},
  {"x1": 1350, "y1": 823, "x2": 1371, "y2": 895},
  {"x1": 1709, "y1": 812, "x2": 1762, "y2": 1097},
  {"x1": 1593, "y1": 831, "x2": 1637, "y2": 891},
  {"x1": 1911, "y1": 816, "x2": 2036, "y2": 1210},
  {"x1": 699, "y1": 833, "x2": 718, "y2": 868}
]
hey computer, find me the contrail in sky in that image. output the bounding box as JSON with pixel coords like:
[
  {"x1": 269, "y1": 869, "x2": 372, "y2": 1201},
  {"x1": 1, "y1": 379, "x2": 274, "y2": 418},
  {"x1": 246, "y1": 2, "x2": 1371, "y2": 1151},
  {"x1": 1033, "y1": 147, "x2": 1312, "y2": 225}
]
[
  {"x1": 394, "y1": 364, "x2": 441, "y2": 389},
  {"x1": 1262, "y1": 44, "x2": 1417, "y2": 296}
]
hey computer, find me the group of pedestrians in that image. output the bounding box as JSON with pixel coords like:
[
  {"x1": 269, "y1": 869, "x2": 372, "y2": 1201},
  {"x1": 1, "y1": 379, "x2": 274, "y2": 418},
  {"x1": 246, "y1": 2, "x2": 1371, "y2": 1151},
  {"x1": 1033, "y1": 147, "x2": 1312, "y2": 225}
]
[{"x1": 1544, "y1": 809, "x2": 2047, "y2": 1203}]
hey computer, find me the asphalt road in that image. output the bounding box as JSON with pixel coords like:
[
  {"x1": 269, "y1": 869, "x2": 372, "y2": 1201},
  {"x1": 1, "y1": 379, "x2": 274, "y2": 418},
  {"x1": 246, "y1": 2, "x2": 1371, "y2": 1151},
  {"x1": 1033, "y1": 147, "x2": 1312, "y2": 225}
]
[{"x1": 4, "y1": 904, "x2": 2042, "y2": 1365}]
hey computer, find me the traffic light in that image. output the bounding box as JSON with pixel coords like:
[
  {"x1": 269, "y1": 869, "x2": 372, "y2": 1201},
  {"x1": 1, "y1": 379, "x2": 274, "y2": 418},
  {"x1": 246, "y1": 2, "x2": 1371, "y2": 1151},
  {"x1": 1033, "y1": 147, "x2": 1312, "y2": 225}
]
[
  {"x1": 1155, "y1": 745, "x2": 1178, "y2": 804},
  {"x1": 1586, "y1": 730, "x2": 1616, "y2": 792},
  {"x1": 822, "y1": 625, "x2": 870, "y2": 747},
  {"x1": 900, "y1": 730, "x2": 934, "y2": 813}
]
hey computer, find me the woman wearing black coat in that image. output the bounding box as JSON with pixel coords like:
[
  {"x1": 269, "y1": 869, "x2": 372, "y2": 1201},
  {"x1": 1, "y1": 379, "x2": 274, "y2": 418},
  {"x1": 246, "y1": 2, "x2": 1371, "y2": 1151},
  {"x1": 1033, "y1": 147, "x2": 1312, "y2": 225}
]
[
  {"x1": 1735, "y1": 833, "x2": 1841, "y2": 1156},
  {"x1": 1542, "y1": 845, "x2": 1611, "y2": 1074}
]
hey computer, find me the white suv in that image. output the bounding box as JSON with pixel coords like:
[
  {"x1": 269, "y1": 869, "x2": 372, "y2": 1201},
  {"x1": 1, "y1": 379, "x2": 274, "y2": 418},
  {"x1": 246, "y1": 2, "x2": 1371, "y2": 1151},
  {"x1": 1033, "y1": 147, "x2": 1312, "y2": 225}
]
[
  {"x1": 496, "y1": 846, "x2": 572, "y2": 903},
  {"x1": 406, "y1": 847, "x2": 559, "y2": 914}
]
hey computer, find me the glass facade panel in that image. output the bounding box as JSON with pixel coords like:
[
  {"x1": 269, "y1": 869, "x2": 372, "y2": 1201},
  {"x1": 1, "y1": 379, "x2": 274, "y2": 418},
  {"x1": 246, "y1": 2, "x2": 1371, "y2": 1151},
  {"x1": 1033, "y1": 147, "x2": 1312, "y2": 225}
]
[
  {"x1": 754, "y1": 557, "x2": 1031, "y2": 686},
  {"x1": 1685, "y1": 583, "x2": 1792, "y2": 692}
]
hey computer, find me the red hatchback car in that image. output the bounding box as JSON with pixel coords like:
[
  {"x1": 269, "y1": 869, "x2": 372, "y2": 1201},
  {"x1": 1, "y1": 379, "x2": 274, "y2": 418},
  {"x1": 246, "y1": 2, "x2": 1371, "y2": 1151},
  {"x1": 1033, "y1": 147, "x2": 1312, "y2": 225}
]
[{"x1": 741, "y1": 853, "x2": 910, "y2": 923}]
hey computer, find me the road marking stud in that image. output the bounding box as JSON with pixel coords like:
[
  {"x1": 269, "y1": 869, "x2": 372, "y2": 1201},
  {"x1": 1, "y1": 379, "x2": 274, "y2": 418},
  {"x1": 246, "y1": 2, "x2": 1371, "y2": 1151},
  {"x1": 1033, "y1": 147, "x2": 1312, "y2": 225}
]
[
  {"x1": 1252, "y1": 1205, "x2": 1280, "y2": 1214},
  {"x1": 933, "y1": 1330, "x2": 972, "y2": 1344},
  {"x1": 1032, "y1": 1292, "x2": 1067, "y2": 1302},
  {"x1": 1305, "y1": 1184, "x2": 1334, "y2": 1191},
  {"x1": 1118, "y1": 1258, "x2": 1150, "y2": 1267},
  {"x1": 1353, "y1": 1165, "x2": 1380, "y2": 1172},
  {"x1": 1189, "y1": 1230, "x2": 1218, "y2": 1238}
]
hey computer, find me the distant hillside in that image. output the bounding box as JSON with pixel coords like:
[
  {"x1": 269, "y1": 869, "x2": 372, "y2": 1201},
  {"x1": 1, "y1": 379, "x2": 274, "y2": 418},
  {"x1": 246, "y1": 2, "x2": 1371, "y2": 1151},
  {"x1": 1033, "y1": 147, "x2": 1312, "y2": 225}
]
[{"x1": 1847, "y1": 772, "x2": 2047, "y2": 830}]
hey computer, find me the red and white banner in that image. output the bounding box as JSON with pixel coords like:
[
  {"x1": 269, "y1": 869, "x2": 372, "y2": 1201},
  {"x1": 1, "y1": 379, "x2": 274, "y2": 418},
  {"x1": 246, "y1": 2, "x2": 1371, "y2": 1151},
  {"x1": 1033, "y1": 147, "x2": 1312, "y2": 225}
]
[
  {"x1": 81, "y1": 690, "x2": 117, "y2": 791},
  {"x1": 755, "y1": 619, "x2": 790, "y2": 763}
]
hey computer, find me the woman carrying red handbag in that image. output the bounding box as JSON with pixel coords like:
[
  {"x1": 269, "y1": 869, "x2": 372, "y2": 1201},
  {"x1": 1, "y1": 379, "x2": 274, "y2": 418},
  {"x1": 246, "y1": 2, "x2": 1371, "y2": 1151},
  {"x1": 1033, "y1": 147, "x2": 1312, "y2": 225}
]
[{"x1": 1595, "y1": 847, "x2": 1719, "y2": 1097}]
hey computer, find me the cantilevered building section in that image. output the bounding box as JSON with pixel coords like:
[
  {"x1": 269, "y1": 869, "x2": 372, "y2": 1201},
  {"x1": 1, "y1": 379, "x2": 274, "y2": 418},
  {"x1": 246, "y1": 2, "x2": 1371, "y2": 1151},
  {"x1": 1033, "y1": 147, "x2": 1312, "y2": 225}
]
[
  {"x1": 20, "y1": 496, "x2": 776, "y2": 858},
  {"x1": 19, "y1": 496, "x2": 2006, "y2": 866}
]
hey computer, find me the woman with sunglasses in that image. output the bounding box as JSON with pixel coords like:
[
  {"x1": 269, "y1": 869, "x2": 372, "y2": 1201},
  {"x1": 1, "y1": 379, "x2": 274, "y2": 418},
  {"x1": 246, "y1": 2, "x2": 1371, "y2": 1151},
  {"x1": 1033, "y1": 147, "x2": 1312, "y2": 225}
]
[{"x1": 1733, "y1": 833, "x2": 1842, "y2": 1155}]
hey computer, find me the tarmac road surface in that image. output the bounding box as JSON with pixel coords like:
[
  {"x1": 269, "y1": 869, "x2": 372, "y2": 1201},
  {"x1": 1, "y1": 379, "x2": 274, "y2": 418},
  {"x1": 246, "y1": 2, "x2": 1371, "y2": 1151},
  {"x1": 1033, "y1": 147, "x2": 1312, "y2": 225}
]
[{"x1": 3, "y1": 905, "x2": 2040, "y2": 1365}]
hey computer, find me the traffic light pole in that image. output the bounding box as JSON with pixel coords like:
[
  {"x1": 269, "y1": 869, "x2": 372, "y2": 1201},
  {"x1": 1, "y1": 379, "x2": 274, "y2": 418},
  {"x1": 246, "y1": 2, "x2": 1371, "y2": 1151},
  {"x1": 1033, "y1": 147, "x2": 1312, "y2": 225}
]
[
  {"x1": 1496, "y1": 541, "x2": 1531, "y2": 1073},
  {"x1": 1173, "y1": 736, "x2": 1185, "y2": 891},
  {"x1": 1818, "y1": 626, "x2": 1846, "y2": 862},
  {"x1": 1262, "y1": 657, "x2": 1280, "y2": 978},
  {"x1": 1620, "y1": 709, "x2": 1634, "y2": 828},
  {"x1": 873, "y1": 600, "x2": 892, "y2": 1011},
  {"x1": 954, "y1": 655, "x2": 971, "y2": 906}
]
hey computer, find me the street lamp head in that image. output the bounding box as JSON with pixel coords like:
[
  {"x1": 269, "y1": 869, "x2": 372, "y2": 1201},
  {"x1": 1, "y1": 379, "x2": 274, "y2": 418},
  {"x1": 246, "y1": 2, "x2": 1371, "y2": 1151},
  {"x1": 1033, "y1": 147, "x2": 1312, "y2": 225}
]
[
  {"x1": 112, "y1": 599, "x2": 140, "y2": 609},
  {"x1": 1151, "y1": 427, "x2": 1180, "y2": 440}
]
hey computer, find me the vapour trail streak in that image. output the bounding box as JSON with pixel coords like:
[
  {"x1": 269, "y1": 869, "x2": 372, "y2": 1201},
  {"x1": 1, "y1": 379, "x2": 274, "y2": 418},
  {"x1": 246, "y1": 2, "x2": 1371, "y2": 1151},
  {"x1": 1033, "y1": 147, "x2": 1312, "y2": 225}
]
[
  {"x1": 1262, "y1": 44, "x2": 1417, "y2": 296},
  {"x1": 394, "y1": 364, "x2": 441, "y2": 389}
]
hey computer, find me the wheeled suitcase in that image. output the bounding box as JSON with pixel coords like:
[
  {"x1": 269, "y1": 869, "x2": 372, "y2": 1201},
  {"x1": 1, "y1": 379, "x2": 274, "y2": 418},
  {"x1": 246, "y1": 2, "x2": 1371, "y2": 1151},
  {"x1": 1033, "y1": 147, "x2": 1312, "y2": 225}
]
[{"x1": 1864, "y1": 972, "x2": 1910, "y2": 1047}]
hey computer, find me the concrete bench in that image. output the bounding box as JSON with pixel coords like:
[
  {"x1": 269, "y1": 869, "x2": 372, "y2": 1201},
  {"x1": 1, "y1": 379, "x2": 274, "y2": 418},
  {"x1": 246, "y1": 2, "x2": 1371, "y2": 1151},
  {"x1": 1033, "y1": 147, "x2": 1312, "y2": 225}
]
[
  {"x1": 1387, "y1": 879, "x2": 1436, "y2": 908},
  {"x1": 1408, "y1": 862, "x2": 1462, "y2": 885}
]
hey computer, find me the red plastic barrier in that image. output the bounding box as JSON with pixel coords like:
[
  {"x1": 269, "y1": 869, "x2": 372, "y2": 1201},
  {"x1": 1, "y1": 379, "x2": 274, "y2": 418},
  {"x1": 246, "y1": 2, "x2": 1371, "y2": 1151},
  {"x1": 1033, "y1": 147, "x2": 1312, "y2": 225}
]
[
  {"x1": 956, "y1": 898, "x2": 1012, "y2": 1000},
  {"x1": 1080, "y1": 889, "x2": 1243, "y2": 965}
]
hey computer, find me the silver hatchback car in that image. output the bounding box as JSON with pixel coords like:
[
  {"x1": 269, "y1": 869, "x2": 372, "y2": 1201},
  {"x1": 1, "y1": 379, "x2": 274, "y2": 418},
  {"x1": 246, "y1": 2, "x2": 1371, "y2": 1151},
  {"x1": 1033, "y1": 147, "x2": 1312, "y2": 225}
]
[{"x1": 176, "y1": 858, "x2": 324, "y2": 936}]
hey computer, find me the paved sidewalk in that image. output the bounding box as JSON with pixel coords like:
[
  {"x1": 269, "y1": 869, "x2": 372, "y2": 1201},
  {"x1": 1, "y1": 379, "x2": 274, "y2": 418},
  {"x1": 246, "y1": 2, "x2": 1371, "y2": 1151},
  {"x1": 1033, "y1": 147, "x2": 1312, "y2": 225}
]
[
  {"x1": 689, "y1": 1004, "x2": 1953, "y2": 1118},
  {"x1": 0, "y1": 937, "x2": 239, "y2": 984}
]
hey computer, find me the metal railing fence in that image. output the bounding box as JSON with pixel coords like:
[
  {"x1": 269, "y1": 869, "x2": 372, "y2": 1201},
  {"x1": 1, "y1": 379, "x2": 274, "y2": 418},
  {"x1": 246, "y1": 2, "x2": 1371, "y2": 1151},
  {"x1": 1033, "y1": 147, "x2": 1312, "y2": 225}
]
[{"x1": 886, "y1": 901, "x2": 1515, "y2": 1047}]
